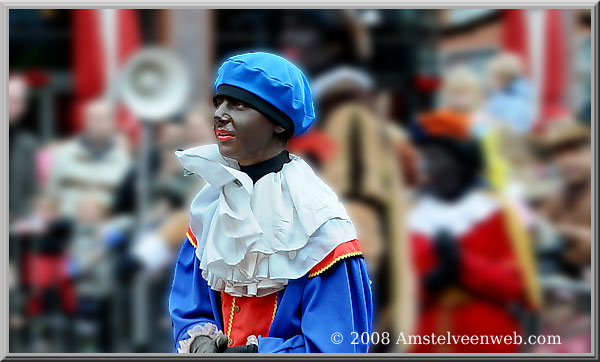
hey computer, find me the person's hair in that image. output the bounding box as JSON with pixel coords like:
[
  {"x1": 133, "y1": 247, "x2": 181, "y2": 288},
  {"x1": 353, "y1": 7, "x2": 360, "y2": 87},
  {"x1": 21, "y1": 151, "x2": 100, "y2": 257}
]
[
  {"x1": 487, "y1": 52, "x2": 524, "y2": 85},
  {"x1": 442, "y1": 67, "x2": 483, "y2": 99}
]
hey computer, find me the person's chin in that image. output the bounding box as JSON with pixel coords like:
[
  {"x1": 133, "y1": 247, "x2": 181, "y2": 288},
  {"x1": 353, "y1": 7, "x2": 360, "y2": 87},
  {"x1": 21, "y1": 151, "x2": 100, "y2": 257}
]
[{"x1": 217, "y1": 142, "x2": 236, "y2": 158}]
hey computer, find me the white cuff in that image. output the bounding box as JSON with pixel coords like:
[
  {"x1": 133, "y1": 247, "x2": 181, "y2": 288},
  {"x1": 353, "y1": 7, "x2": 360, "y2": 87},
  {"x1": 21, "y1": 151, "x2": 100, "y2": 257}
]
[
  {"x1": 246, "y1": 335, "x2": 259, "y2": 346},
  {"x1": 177, "y1": 323, "x2": 223, "y2": 353}
]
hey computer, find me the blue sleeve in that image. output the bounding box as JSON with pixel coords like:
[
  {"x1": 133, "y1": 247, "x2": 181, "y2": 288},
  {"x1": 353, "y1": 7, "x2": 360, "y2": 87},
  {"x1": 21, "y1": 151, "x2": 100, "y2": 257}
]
[
  {"x1": 169, "y1": 238, "x2": 219, "y2": 350},
  {"x1": 258, "y1": 256, "x2": 373, "y2": 353}
]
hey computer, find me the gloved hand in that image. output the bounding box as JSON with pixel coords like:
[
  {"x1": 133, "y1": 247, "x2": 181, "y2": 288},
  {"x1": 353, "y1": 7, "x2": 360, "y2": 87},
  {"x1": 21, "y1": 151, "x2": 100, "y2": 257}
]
[
  {"x1": 433, "y1": 230, "x2": 460, "y2": 268},
  {"x1": 223, "y1": 344, "x2": 259, "y2": 353},
  {"x1": 190, "y1": 334, "x2": 229, "y2": 353},
  {"x1": 424, "y1": 230, "x2": 460, "y2": 293}
]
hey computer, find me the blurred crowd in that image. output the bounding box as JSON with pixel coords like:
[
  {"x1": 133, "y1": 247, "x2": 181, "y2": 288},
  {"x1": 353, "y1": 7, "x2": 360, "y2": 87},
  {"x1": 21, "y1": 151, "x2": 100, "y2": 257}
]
[
  {"x1": 9, "y1": 76, "x2": 215, "y2": 352},
  {"x1": 8, "y1": 9, "x2": 592, "y2": 353}
]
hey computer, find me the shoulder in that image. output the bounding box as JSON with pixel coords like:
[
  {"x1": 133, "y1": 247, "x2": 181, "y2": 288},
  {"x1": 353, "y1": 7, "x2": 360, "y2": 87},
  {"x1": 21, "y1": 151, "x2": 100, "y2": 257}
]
[
  {"x1": 307, "y1": 239, "x2": 363, "y2": 278},
  {"x1": 282, "y1": 156, "x2": 351, "y2": 234},
  {"x1": 409, "y1": 190, "x2": 501, "y2": 237}
]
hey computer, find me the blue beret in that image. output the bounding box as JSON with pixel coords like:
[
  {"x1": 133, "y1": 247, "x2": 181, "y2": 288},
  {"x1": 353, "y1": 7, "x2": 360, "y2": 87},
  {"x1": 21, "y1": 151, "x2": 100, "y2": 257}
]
[{"x1": 214, "y1": 52, "x2": 315, "y2": 137}]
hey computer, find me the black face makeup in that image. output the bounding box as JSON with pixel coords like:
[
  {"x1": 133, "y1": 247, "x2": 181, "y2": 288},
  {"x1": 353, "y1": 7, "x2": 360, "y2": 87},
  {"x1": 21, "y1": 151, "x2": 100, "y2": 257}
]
[
  {"x1": 421, "y1": 143, "x2": 473, "y2": 201},
  {"x1": 213, "y1": 95, "x2": 284, "y2": 166}
]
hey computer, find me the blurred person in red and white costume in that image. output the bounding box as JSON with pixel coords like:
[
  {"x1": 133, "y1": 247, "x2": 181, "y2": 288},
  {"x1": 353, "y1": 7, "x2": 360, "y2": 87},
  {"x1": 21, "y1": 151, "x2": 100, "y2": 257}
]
[
  {"x1": 407, "y1": 111, "x2": 541, "y2": 353},
  {"x1": 436, "y1": 63, "x2": 538, "y2": 231},
  {"x1": 48, "y1": 98, "x2": 131, "y2": 218}
]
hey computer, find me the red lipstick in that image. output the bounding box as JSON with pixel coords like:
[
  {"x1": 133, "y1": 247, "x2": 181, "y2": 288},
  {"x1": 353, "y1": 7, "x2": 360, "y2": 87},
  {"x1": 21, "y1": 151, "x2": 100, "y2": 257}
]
[{"x1": 216, "y1": 129, "x2": 235, "y2": 142}]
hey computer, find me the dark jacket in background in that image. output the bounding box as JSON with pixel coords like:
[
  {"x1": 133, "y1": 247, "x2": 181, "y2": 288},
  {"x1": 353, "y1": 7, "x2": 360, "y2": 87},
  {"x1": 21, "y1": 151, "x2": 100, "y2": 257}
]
[{"x1": 9, "y1": 126, "x2": 38, "y2": 220}]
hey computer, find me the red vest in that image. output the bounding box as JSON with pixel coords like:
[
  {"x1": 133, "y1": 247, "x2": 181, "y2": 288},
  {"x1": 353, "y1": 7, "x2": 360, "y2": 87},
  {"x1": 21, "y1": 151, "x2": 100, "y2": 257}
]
[{"x1": 220, "y1": 239, "x2": 362, "y2": 347}]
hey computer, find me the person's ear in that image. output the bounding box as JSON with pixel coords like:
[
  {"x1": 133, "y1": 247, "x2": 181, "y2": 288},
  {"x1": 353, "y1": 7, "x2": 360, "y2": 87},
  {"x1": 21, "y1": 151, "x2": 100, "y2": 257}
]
[{"x1": 273, "y1": 125, "x2": 286, "y2": 135}]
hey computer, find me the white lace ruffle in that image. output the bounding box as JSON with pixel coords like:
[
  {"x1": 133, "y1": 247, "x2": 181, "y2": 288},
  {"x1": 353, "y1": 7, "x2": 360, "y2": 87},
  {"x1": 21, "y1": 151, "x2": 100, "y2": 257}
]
[
  {"x1": 176, "y1": 322, "x2": 223, "y2": 353},
  {"x1": 246, "y1": 335, "x2": 259, "y2": 346},
  {"x1": 176, "y1": 144, "x2": 357, "y2": 297}
]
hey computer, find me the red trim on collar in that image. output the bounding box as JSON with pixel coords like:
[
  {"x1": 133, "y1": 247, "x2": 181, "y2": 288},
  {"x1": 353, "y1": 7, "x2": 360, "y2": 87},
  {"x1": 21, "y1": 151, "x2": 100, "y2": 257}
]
[
  {"x1": 308, "y1": 239, "x2": 362, "y2": 278},
  {"x1": 186, "y1": 226, "x2": 198, "y2": 248}
]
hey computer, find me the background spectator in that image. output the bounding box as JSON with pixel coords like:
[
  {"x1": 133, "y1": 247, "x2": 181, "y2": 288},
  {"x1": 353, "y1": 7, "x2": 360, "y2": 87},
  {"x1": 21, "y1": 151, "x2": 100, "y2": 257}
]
[{"x1": 48, "y1": 99, "x2": 131, "y2": 217}]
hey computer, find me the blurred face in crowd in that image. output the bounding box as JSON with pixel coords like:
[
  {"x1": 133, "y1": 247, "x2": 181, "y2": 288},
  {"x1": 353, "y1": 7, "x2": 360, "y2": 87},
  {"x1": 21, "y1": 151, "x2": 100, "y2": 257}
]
[
  {"x1": 487, "y1": 53, "x2": 523, "y2": 91},
  {"x1": 442, "y1": 68, "x2": 482, "y2": 114},
  {"x1": 157, "y1": 122, "x2": 184, "y2": 151},
  {"x1": 185, "y1": 104, "x2": 215, "y2": 147},
  {"x1": 551, "y1": 141, "x2": 591, "y2": 186},
  {"x1": 543, "y1": 293, "x2": 577, "y2": 331},
  {"x1": 9, "y1": 76, "x2": 29, "y2": 124},
  {"x1": 421, "y1": 143, "x2": 473, "y2": 201},
  {"x1": 84, "y1": 100, "x2": 116, "y2": 145},
  {"x1": 213, "y1": 95, "x2": 286, "y2": 166}
]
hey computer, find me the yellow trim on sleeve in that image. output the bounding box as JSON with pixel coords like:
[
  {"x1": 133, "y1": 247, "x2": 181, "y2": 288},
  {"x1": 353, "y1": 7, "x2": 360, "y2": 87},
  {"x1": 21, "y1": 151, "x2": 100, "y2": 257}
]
[{"x1": 307, "y1": 251, "x2": 363, "y2": 278}]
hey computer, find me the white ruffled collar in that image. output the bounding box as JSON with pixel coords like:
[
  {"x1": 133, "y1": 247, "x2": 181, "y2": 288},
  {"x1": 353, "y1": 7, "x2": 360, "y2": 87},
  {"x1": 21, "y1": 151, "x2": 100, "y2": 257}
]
[
  {"x1": 176, "y1": 144, "x2": 356, "y2": 297},
  {"x1": 409, "y1": 191, "x2": 500, "y2": 239}
]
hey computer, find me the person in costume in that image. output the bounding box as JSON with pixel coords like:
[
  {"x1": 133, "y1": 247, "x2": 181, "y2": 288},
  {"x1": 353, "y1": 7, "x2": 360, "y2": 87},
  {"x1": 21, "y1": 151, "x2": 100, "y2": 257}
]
[
  {"x1": 534, "y1": 119, "x2": 591, "y2": 276},
  {"x1": 407, "y1": 111, "x2": 540, "y2": 353},
  {"x1": 309, "y1": 67, "x2": 416, "y2": 352},
  {"x1": 169, "y1": 52, "x2": 373, "y2": 353}
]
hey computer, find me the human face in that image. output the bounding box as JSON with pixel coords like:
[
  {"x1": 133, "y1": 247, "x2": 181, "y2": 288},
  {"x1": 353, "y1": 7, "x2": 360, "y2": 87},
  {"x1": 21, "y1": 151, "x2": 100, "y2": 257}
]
[
  {"x1": 184, "y1": 105, "x2": 214, "y2": 147},
  {"x1": 9, "y1": 77, "x2": 28, "y2": 124},
  {"x1": 552, "y1": 142, "x2": 591, "y2": 186},
  {"x1": 213, "y1": 95, "x2": 285, "y2": 166},
  {"x1": 84, "y1": 100, "x2": 116, "y2": 144},
  {"x1": 421, "y1": 144, "x2": 472, "y2": 201},
  {"x1": 445, "y1": 87, "x2": 479, "y2": 114}
]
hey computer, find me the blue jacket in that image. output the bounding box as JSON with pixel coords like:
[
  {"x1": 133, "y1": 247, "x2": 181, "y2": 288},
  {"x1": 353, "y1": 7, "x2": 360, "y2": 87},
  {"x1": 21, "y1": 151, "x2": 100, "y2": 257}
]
[{"x1": 169, "y1": 237, "x2": 373, "y2": 353}]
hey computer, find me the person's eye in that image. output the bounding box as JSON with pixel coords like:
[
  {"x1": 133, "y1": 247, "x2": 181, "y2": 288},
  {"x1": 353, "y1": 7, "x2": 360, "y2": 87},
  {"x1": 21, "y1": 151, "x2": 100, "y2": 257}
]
[
  {"x1": 213, "y1": 96, "x2": 224, "y2": 108},
  {"x1": 234, "y1": 101, "x2": 248, "y2": 110}
]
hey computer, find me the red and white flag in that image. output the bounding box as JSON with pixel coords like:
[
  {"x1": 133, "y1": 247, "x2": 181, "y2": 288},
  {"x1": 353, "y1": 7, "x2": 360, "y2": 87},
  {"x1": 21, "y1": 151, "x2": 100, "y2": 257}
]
[
  {"x1": 72, "y1": 9, "x2": 141, "y2": 140},
  {"x1": 501, "y1": 9, "x2": 570, "y2": 131}
]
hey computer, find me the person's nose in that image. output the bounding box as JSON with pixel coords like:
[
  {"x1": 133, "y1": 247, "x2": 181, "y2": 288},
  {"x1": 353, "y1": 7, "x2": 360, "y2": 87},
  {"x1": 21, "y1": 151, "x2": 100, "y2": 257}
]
[{"x1": 214, "y1": 102, "x2": 231, "y2": 126}]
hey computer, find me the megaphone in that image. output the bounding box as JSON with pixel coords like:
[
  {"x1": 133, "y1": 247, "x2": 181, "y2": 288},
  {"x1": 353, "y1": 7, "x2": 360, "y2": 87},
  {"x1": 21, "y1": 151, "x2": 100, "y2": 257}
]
[{"x1": 119, "y1": 47, "x2": 191, "y2": 122}]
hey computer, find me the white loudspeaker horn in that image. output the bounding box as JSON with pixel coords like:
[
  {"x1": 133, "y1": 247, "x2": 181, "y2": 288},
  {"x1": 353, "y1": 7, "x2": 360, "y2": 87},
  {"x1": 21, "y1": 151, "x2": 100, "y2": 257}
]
[{"x1": 119, "y1": 47, "x2": 191, "y2": 122}]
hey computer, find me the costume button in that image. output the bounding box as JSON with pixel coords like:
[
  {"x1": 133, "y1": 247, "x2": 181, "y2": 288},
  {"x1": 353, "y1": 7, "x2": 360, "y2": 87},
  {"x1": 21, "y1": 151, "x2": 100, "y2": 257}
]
[
  {"x1": 228, "y1": 338, "x2": 234, "y2": 346},
  {"x1": 234, "y1": 306, "x2": 240, "y2": 313}
]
